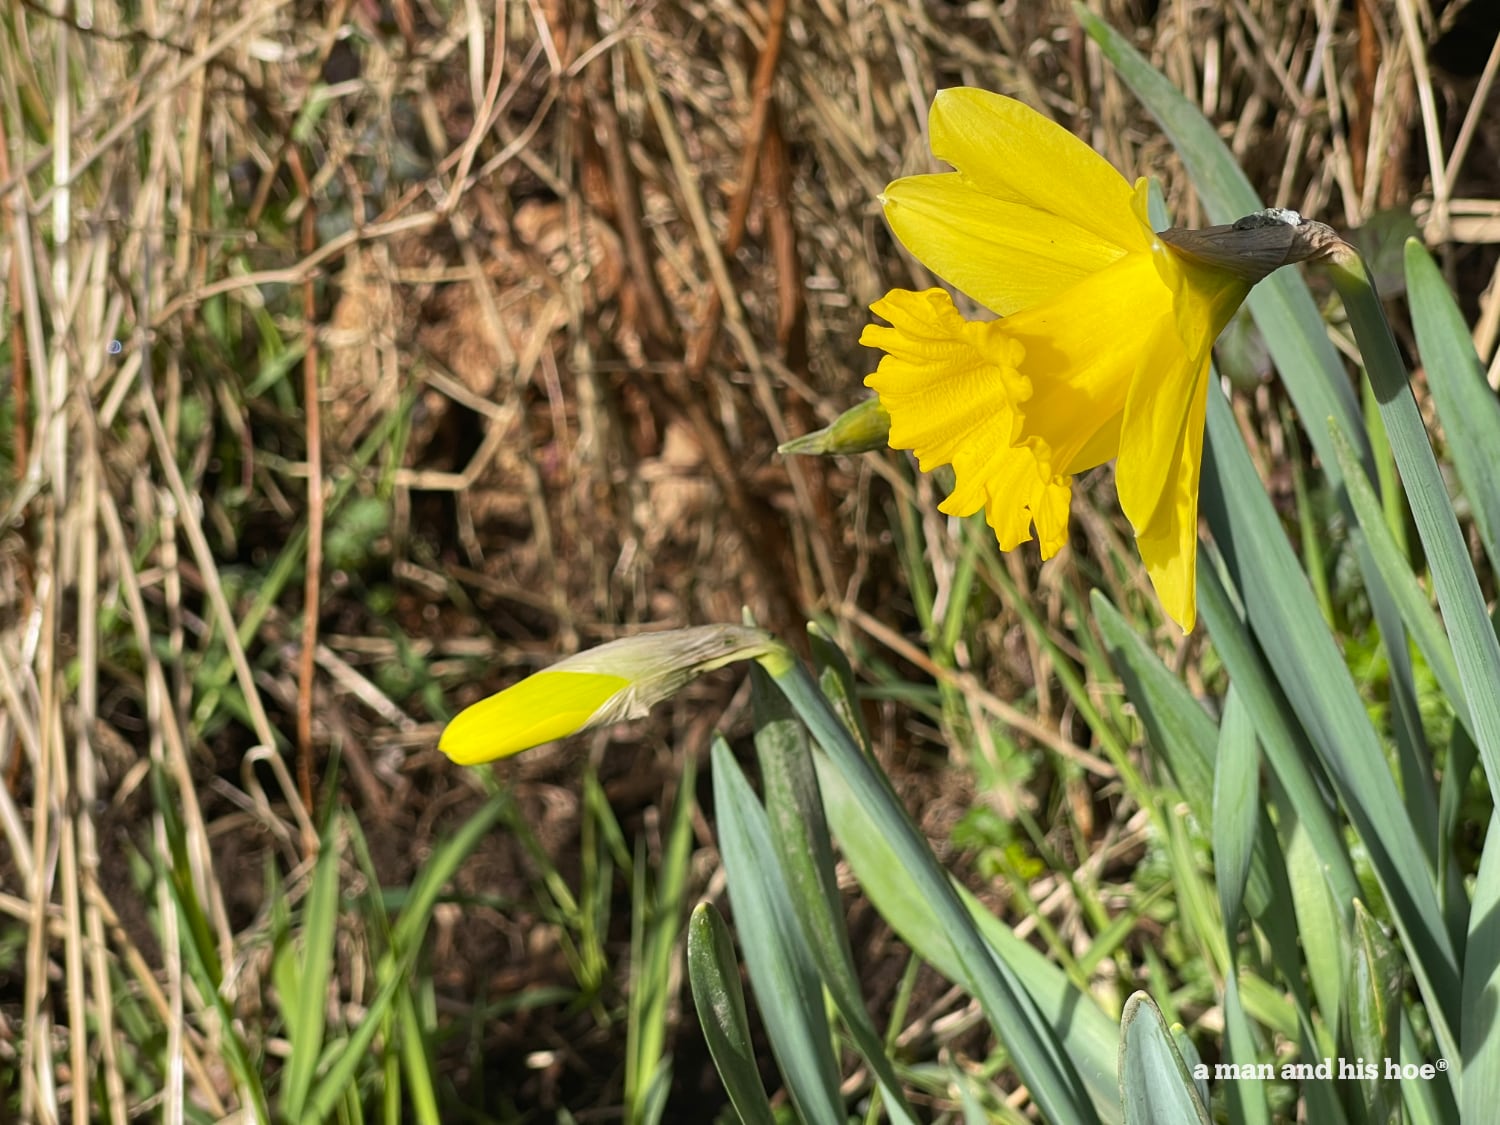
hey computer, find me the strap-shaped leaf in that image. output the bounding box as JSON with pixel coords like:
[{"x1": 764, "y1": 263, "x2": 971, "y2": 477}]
[
  {"x1": 1200, "y1": 388, "x2": 1461, "y2": 1065},
  {"x1": 1212, "y1": 690, "x2": 1260, "y2": 935},
  {"x1": 750, "y1": 666, "x2": 918, "y2": 1124},
  {"x1": 1463, "y1": 813, "x2": 1500, "y2": 1123},
  {"x1": 1118, "y1": 992, "x2": 1213, "y2": 1125},
  {"x1": 711, "y1": 738, "x2": 847, "y2": 1125},
  {"x1": 687, "y1": 903, "x2": 778, "y2": 1125},
  {"x1": 1406, "y1": 240, "x2": 1500, "y2": 570},
  {"x1": 1327, "y1": 250, "x2": 1500, "y2": 863},
  {"x1": 770, "y1": 660, "x2": 1102, "y2": 1124}
]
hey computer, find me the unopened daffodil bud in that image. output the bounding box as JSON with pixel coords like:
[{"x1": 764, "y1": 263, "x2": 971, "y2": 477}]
[
  {"x1": 779, "y1": 397, "x2": 892, "y2": 456},
  {"x1": 440, "y1": 625, "x2": 779, "y2": 765}
]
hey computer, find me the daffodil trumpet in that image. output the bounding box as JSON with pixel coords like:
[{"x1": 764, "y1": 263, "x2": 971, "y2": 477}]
[{"x1": 861, "y1": 88, "x2": 1346, "y2": 630}]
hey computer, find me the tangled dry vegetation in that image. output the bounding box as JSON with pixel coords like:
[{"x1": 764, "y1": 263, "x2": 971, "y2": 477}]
[{"x1": 2, "y1": 0, "x2": 1499, "y2": 1117}]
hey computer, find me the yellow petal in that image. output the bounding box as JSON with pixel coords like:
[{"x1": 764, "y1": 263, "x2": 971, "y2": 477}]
[
  {"x1": 440, "y1": 670, "x2": 630, "y2": 765},
  {"x1": 1114, "y1": 245, "x2": 1248, "y2": 533},
  {"x1": 941, "y1": 453, "x2": 1072, "y2": 557},
  {"x1": 926, "y1": 89, "x2": 1150, "y2": 254},
  {"x1": 1000, "y1": 252, "x2": 1166, "y2": 476},
  {"x1": 883, "y1": 174, "x2": 1129, "y2": 316},
  {"x1": 1134, "y1": 373, "x2": 1212, "y2": 632}
]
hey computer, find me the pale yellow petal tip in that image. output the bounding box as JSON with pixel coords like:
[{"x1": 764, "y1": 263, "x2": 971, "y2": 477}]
[
  {"x1": 439, "y1": 670, "x2": 630, "y2": 766},
  {"x1": 1140, "y1": 550, "x2": 1197, "y2": 634},
  {"x1": 1160, "y1": 596, "x2": 1197, "y2": 634}
]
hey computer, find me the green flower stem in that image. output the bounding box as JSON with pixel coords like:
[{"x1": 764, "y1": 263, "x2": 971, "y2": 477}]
[
  {"x1": 763, "y1": 651, "x2": 1100, "y2": 1125},
  {"x1": 1325, "y1": 246, "x2": 1500, "y2": 811}
]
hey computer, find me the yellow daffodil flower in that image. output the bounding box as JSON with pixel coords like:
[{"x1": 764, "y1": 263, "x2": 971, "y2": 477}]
[
  {"x1": 862, "y1": 88, "x2": 1329, "y2": 631},
  {"x1": 440, "y1": 625, "x2": 776, "y2": 764}
]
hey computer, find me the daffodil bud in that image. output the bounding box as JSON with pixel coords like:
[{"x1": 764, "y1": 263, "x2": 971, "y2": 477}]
[
  {"x1": 1157, "y1": 209, "x2": 1349, "y2": 284},
  {"x1": 778, "y1": 397, "x2": 892, "y2": 456},
  {"x1": 440, "y1": 625, "x2": 778, "y2": 764}
]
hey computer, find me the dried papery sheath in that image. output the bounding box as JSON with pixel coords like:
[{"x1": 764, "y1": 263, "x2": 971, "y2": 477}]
[
  {"x1": 1158, "y1": 210, "x2": 1349, "y2": 284},
  {"x1": 1234, "y1": 207, "x2": 1304, "y2": 229}
]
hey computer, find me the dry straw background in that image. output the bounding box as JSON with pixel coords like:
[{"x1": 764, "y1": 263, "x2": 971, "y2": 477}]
[{"x1": 3, "y1": 0, "x2": 1499, "y2": 1118}]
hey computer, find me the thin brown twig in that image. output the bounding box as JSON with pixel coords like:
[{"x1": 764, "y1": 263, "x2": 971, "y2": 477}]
[
  {"x1": 440, "y1": 0, "x2": 507, "y2": 216},
  {"x1": 628, "y1": 38, "x2": 803, "y2": 638},
  {"x1": 683, "y1": 0, "x2": 788, "y2": 376},
  {"x1": 751, "y1": 103, "x2": 847, "y2": 610},
  {"x1": 583, "y1": 88, "x2": 677, "y2": 345},
  {"x1": 2, "y1": 0, "x2": 297, "y2": 206},
  {"x1": 1351, "y1": 0, "x2": 1379, "y2": 200},
  {"x1": 289, "y1": 146, "x2": 321, "y2": 853},
  {"x1": 842, "y1": 604, "x2": 1116, "y2": 778},
  {"x1": 245, "y1": 0, "x2": 355, "y2": 229},
  {"x1": 0, "y1": 111, "x2": 29, "y2": 798},
  {"x1": 1, "y1": 118, "x2": 25, "y2": 489}
]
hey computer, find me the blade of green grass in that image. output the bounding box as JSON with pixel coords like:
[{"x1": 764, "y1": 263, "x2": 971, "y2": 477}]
[
  {"x1": 280, "y1": 819, "x2": 344, "y2": 1122},
  {"x1": 305, "y1": 794, "x2": 507, "y2": 1124},
  {"x1": 149, "y1": 761, "x2": 268, "y2": 1118},
  {"x1": 624, "y1": 755, "x2": 696, "y2": 1125},
  {"x1": 396, "y1": 982, "x2": 439, "y2": 1125}
]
